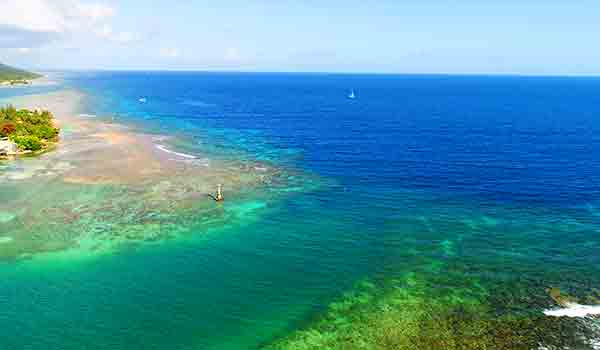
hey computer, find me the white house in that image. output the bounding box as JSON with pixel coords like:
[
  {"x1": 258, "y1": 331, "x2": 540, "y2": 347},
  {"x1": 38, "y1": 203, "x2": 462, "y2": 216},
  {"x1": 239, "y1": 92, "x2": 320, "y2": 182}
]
[{"x1": 0, "y1": 138, "x2": 18, "y2": 155}]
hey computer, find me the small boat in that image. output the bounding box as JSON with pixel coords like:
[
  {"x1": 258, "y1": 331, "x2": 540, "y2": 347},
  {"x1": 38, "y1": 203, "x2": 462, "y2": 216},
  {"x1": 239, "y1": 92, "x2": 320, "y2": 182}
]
[
  {"x1": 207, "y1": 184, "x2": 225, "y2": 202},
  {"x1": 348, "y1": 90, "x2": 356, "y2": 99},
  {"x1": 139, "y1": 97, "x2": 147, "y2": 103}
]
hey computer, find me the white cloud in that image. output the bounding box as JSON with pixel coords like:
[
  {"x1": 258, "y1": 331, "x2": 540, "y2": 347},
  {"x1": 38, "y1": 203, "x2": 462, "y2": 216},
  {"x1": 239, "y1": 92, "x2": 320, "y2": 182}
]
[
  {"x1": 0, "y1": 0, "x2": 66, "y2": 33},
  {"x1": 16, "y1": 47, "x2": 32, "y2": 54},
  {"x1": 77, "y1": 3, "x2": 114, "y2": 22},
  {"x1": 160, "y1": 47, "x2": 180, "y2": 58},
  {"x1": 0, "y1": 0, "x2": 114, "y2": 33},
  {"x1": 95, "y1": 24, "x2": 138, "y2": 44},
  {"x1": 0, "y1": 0, "x2": 135, "y2": 48},
  {"x1": 1, "y1": 47, "x2": 35, "y2": 55}
]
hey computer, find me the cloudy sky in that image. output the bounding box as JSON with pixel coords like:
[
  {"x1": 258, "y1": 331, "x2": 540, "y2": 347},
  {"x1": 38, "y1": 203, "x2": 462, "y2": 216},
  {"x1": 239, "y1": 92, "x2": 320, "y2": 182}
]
[{"x1": 1, "y1": 0, "x2": 599, "y2": 74}]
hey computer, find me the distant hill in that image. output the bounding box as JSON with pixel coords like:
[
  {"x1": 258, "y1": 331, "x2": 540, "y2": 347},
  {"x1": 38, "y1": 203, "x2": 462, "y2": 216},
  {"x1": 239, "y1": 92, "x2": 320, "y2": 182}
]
[{"x1": 0, "y1": 63, "x2": 41, "y2": 82}]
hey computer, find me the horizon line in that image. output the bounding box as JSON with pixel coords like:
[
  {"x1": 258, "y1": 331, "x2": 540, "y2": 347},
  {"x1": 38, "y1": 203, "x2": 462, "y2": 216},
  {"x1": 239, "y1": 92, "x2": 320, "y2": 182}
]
[{"x1": 34, "y1": 68, "x2": 600, "y2": 79}]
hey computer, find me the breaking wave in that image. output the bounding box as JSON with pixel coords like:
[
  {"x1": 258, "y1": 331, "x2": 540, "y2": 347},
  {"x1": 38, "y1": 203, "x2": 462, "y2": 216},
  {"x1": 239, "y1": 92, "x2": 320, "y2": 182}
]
[{"x1": 155, "y1": 144, "x2": 196, "y2": 159}]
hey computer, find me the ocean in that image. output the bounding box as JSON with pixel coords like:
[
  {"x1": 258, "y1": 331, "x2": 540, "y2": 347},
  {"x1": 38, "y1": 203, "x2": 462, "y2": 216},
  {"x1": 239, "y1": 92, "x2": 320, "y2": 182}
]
[{"x1": 1, "y1": 72, "x2": 600, "y2": 349}]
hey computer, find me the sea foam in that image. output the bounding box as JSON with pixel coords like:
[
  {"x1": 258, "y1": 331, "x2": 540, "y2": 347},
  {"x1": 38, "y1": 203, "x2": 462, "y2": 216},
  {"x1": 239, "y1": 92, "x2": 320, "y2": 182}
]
[
  {"x1": 544, "y1": 303, "x2": 600, "y2": 318},
  {"x1": 155, "y1": 144, "x2": 196, "y2": 159}
]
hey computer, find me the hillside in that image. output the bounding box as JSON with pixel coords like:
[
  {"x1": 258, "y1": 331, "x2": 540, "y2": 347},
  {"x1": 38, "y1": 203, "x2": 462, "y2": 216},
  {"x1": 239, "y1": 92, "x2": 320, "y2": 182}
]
[{"x1": 0, "y1": 63, "x2": 41, "y2": 82}]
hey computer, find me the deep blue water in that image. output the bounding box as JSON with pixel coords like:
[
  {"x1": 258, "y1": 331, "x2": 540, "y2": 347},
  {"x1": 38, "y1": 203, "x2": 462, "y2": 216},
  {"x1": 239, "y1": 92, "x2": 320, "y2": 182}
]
[
  {"x1": 66, "y1": 72, "x2": 600, "y2": 204},
  {"x1": 2, "y1": 72, "x2": 600, "y2": 349}
]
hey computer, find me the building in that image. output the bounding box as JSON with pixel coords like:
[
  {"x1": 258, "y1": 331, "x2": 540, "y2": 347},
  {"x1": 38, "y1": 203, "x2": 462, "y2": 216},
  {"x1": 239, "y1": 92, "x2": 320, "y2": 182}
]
[{"x1": 0, "y1": 138, "x2": 18, "y2": 156}]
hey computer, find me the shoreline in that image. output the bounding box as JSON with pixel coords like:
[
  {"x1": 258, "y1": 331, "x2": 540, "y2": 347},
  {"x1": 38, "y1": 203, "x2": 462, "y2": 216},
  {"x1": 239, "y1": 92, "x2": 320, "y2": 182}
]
[
  {"x1": 0, "y1": 88, "x2": 286, "y2": 260},
  {"x1": 2, "y1": 89, "x2": 233, "y2": 185},
  {"x1": 0, "y1": 76, "x2": 58, "y2": 89}
]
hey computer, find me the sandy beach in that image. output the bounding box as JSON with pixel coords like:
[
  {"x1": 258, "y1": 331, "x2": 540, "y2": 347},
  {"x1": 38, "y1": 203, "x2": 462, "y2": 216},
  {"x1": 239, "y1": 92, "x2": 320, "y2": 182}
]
[{"x1": 0, "y1": 76, "x2": 58, "y2": 89}]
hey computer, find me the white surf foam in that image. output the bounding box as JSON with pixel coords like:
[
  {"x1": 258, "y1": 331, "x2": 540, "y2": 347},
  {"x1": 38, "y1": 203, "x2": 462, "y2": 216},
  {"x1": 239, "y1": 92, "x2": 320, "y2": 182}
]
[
  {"x1": 544, "y1": 303, "x2": 600, "y2": 318},
  {"x1": 155, "y1": 145, "x2": 196, "y2": 159}
]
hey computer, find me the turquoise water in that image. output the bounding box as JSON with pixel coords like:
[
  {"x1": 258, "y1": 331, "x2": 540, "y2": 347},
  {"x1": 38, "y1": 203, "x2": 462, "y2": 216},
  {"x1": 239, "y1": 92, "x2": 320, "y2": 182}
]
[
  {"x1": 1, "y1": 182, "x2": 376, "y2": 349},
  {"x1": 2, "y1": 73, "x2": 600, "y2": 349}
]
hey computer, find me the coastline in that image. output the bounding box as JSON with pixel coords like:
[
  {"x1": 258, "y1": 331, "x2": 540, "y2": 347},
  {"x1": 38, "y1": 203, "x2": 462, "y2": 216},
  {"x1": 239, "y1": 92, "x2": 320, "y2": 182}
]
[
  {"x1": 2, "y1": 89, "x2": 274, "y2": 186},
  {"x1": 0, "y1": 76, "x2": 57, "y2": 89},
  {"x1": 0, "y1": 89, "x2": 286, "y2": 260}
]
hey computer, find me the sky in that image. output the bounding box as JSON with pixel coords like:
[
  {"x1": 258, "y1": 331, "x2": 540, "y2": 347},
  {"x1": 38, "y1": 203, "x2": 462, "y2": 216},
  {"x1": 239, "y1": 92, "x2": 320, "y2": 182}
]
[{"x1": 0, "y1": 0, "x2": 599, "y2": 75}]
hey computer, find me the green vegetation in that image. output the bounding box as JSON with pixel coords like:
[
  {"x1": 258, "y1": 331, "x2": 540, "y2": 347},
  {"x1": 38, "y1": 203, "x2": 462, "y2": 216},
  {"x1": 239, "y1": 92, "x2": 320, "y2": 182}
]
[
  {"x1": 0, "y1": 105, "x2": 59, "y2": 152},
  {"x1": 0, "y1": 63, "x2": 41, "y2": 83},
  {"x1": 263, "y1": 273, "x2": 593, "y2": 350}
]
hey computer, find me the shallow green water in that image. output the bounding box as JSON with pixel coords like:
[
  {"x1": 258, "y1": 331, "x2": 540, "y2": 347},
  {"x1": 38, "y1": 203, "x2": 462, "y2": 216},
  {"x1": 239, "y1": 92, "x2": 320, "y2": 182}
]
[{"x1": 0, "y1": 182, "x2": 377, "y2": 349}]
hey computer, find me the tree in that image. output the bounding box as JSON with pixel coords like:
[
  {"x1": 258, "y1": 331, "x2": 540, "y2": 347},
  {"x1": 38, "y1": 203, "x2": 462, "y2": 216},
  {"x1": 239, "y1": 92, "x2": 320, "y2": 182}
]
[{"x1": 0, "y1": 122, "x2": 16, "y2": 137}]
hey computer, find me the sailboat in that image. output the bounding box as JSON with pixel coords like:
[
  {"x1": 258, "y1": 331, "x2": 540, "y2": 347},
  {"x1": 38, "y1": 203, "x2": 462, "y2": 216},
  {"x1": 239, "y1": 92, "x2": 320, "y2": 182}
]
[
  {"x1": 348, "y1": 89, "x2": 356, "y2": 99},
  {"x1": 139, "y1": 97, "x2": 147, "y2": 103}
]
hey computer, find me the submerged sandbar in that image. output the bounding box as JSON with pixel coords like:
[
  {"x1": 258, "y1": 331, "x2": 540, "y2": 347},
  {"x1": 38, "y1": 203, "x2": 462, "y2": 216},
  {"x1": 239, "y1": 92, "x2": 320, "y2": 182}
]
[{"x1": 0, "y1": 90, "x2": 299, "y2": 260}]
